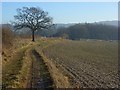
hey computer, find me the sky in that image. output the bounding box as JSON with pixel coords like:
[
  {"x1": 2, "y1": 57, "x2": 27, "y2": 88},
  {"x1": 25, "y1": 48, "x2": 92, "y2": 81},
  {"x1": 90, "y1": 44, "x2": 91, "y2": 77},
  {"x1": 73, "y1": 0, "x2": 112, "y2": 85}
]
[{"x1": 1, "y1": 2, "x2": 118, "y2": 24}]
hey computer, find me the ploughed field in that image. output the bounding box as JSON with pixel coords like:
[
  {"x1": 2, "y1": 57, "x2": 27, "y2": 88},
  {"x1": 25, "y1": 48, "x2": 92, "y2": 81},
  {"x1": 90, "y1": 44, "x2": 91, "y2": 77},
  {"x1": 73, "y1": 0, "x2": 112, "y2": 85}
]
[
  {"x1": 42, "y1": 40, "x2": 118, "y2": 88},
  {"x1": 2, "y1": 38, "x2": 118, "y2": 88}
]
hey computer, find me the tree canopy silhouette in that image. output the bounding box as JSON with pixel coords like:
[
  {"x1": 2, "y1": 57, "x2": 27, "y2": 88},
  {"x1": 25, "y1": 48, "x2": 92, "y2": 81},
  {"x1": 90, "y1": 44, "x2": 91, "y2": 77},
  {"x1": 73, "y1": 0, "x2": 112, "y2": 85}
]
[{"x1": 12, "y1": 7, "x2": 53, "y2": 41}]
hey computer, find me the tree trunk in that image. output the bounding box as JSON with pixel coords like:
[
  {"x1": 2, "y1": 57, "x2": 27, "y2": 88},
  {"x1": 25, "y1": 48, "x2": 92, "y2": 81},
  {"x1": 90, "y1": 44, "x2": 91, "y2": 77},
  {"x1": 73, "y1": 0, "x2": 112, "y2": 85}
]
[{"x1": 32, "y1": 30, "x2": 35, "y2": 42}]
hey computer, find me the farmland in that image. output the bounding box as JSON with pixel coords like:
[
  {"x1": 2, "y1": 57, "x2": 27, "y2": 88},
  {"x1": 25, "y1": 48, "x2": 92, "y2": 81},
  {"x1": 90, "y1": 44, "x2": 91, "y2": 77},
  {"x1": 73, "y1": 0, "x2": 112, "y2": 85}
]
[
  {"x1": 2, "y1": 3, "x2": 119, "y2": 89},
  {"x1": 2, "y1": 38, "x2": 118, "y2": 88},
  {"x1": 42, "y1": 39, "x2": 118, "y2": 88}
]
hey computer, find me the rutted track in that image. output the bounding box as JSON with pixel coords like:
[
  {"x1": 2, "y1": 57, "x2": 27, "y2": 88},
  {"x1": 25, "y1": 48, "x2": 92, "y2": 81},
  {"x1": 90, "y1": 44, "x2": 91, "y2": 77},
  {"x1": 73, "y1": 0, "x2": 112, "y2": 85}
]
[
  {"x1": 27, "y1": 49, "x2": 54, "y2": 88},
  {"x1": 2, "y1": 39, "x2": 71, "y2": 88}
]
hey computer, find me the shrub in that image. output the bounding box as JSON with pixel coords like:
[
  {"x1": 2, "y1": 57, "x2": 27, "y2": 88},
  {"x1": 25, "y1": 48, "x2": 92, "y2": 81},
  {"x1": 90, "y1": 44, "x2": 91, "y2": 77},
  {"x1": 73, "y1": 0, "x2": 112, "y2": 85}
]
[{"x1": 2, "y1": 24, "x2": 14, "y2": 47}]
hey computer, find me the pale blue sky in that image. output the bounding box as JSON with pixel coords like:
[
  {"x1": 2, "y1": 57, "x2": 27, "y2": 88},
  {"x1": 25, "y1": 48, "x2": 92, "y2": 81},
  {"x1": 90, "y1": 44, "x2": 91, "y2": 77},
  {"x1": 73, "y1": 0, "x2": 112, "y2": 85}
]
[{"x1": 1, "y1": 2, "x2": 118, "y2": 24}]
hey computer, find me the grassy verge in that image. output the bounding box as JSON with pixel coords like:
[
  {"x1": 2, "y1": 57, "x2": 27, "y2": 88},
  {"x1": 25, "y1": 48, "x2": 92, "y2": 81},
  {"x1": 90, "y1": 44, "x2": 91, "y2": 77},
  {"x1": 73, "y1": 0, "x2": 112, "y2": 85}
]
[
  {"x1": 2, "y1": 39, "x2": 65, "y2": 88},
  {"x1": 2, "y1": 48, "x2": 27, "y2": 88},
  {"x1": 2, "y1": 41, "x2": 35, "y2": 88},
  {"x1": 35, "y1": 38, "x2": 71, "y2": 88},
  {"x1": 38, "y1": 50, "x2": 71, "y2": 88},
  {"x1": 15, "y1": 48, "x2": 33, "y2": 88}
]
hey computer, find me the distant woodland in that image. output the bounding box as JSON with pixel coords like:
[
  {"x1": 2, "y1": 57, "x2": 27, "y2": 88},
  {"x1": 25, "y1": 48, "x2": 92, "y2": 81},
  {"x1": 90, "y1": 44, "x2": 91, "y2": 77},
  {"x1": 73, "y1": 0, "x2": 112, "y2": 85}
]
[
  {"x1": 2, "y1": 23, "x2": 118, "y2": 41},
  {"x1": 52, "y1": 23, "x2": 118, "y2": 40}
]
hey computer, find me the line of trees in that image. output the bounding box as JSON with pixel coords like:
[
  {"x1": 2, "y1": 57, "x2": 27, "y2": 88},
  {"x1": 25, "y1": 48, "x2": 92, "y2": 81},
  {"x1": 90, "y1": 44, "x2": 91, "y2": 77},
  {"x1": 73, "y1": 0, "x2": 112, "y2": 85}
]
[
  {"x1": 52, "y1": 23, "x2": 118, "y2": 40},
  {"x1": 7, "y1": 6, "x2": 118, "y2": 41}
]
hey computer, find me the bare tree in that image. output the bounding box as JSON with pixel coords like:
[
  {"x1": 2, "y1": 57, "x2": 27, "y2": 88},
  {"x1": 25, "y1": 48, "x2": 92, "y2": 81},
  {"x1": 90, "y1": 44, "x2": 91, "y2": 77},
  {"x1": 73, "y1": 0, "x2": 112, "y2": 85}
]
[{"x1": 12, "y1": 7, "x2": 53, "y2": 41}]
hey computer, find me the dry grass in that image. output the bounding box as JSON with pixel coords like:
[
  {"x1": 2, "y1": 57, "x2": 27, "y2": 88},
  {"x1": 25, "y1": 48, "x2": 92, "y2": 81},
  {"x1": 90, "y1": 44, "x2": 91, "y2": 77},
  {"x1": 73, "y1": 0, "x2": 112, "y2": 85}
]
[
  {"x1": 35, "y1": 38, "x2": 71, "y2": 88},
  {"x1": 2, "y1": 38, "x2": 31, "y2": 65},
  {"x1": 2, "y1": 37, "x2": 67, "y2": 88},
  {"x1": 2, "y1": 37, "x2": 118, "y2": 88},
  {"x1": 36, "y1": 49, "x2": 71, "y2": 88},
  {"x1": 2, "y1": 26, "x2": 14, "y2": 48},
  {"x1": 14, "y1": 48, "x2": 33, "y2": 88},
  {"x1": 2, "y1": 48, "x2": 27, "y2": 88},
  {"x1": 2, "y1": 38, "x2": 35, "y2": 88}
]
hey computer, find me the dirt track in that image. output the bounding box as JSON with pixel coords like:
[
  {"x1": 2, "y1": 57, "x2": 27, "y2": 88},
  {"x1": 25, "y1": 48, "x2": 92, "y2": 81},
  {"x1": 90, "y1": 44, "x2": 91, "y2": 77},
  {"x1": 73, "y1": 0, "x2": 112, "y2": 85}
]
[{"x1": 27, "y1": 49, "x2": 54, "y2": 88}]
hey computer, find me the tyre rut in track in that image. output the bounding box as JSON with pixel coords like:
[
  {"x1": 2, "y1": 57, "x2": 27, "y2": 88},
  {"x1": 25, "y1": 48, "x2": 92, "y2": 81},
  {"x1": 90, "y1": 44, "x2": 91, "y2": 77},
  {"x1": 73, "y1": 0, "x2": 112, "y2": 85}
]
[{"x1": 28, "y1": 49, "x2": 54, "y2": 88}]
